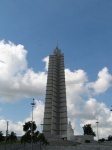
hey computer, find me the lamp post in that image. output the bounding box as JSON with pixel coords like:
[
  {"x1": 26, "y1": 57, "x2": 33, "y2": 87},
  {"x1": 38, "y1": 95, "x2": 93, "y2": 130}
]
[
  {"x1": 31, "y1": 99, "x2": 35, "y2": 150},
  {"x1": 96, "y1": 119, "x2": 99, "y2": 141}
]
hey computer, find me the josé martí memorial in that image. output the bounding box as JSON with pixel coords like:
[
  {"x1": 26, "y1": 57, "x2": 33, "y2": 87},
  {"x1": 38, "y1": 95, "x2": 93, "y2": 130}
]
[{"x1": 42, "y1": 46, "x2": 112, "y2": 150}]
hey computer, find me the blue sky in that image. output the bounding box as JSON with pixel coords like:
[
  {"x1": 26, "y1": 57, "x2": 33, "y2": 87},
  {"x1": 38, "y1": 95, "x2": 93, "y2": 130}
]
[{"x1": 0, "y1": 0, "x2": 112, "y2": 138}]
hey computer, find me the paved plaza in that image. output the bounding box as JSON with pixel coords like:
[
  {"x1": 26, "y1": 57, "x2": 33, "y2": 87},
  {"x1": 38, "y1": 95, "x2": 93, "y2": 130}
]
[{"x1": 0, "y1": 143, "x2": 112, "y2": 150}]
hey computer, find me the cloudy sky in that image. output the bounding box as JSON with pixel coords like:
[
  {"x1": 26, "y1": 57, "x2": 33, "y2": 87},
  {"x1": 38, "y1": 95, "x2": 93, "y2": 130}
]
[{"x1": 0, "y1": 0, "x2": 112, "y2": 139}]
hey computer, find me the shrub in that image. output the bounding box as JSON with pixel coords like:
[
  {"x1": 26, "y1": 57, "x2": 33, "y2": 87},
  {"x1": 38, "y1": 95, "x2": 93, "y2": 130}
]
[
  {"x1": 98, "y1": 138, "x2": 105, "y2": 142},
  {"x1": 85, "y1": 140, "x2": 90, "y2": 143}
]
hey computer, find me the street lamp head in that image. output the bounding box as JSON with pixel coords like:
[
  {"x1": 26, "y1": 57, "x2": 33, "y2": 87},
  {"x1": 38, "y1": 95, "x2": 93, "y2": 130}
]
[
  {"x1": 31, "y1": 99, "x2": 36, "y2": 107},
  {"x1": 96, "y1": 118, "x2": 99, "y2": 124}
]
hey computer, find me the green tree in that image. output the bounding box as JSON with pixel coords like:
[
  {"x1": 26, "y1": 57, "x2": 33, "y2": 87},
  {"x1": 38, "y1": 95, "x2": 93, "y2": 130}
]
[
  {"x1": 7, "y1": 131, "x2": 17, "y2": 143},
  {"x1": 37, "y1": 133, "x2": 49, "y2": 145},
  {"x1": 37, "y1": 133, "x2": 49, "y2": 150},
  {"x1": 108, "y1": 135, "x2": 112, "y2": 141},
  {"x1": 21, "y1": 121, "x2": 49, "y2": 146},
  {"x1": 32, "y1": 131, "x2": 40, "y2": 143},
  {"x1": 0, "y1": 131, "x2": 4, "y2": 142},
  {"x1": 98, "y1": 138, "x2": 105, "y2": 142},
  {"x1": 82, "y1": 124, "x2": 96, "y2": 136},
  {"x1": 21, "y1": 121, "x2": 39, "y2": 143},
  {"x1": 23, "y1": 121, "x2": 37, "y2": 133},
  {"x1": 21, "y1": 130, "x2": 31, "y2": 144}
]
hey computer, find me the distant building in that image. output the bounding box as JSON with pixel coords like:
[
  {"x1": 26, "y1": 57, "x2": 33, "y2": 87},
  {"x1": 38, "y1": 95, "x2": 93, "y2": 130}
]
[{"x1": 43, "y1": 46, "x2": 68, "y2": 139}]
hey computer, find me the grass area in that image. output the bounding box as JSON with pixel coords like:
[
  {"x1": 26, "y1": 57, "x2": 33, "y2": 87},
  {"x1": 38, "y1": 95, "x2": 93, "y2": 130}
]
[
  {"x1": 49, "y1": 140, "x2": 74, "y2": 146},
  {"x1": 0, "y1": 140, "x2": 21, "y2": 145}
]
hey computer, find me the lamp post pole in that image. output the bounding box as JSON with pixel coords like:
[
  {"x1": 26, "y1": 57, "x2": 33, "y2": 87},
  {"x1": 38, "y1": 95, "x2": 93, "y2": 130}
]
[
  {"x1": 96, "y1": 119, "x2": 99, "y2": 141},
  {"x1": 31, "y1": 99, "x2": 35, "y2": 150}
]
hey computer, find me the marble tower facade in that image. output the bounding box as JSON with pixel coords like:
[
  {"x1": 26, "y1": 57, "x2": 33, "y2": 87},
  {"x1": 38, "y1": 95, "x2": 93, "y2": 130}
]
[{"x1": 43, "y1": 46, "x2": 68, "y2": 138}]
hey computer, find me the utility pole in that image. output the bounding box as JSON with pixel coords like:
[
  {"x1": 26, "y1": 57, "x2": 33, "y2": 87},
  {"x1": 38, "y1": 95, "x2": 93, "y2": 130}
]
[
  {"x1": 96, "y1": 119, "x2": 99, "y2": 141},
  {"x1": 6, "y1": 121, "x2": 9, "y2": 141}
]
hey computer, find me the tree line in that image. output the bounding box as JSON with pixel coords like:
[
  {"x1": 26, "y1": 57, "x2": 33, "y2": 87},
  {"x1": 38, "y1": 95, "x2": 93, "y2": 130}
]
[
  {"x1": 0, "y1": 123, "x2": 112, "y2": 144},
  {"x1": 0, "y1": 121, "x2": 49, "y2": 146}
]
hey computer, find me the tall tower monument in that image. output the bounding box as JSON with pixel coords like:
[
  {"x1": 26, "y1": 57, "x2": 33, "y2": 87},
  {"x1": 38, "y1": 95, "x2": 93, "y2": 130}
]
[{"x1": 43, "y1": 46, "x2": 68, "y2": 138}]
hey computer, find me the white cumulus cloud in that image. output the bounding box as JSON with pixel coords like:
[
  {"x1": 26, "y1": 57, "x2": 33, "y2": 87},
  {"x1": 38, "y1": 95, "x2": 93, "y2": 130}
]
[
  {"x1": 42, "y1": 56, "x2": 49, "y2": 71},
  {"x1": 88, "y1": 67, "x2": 112, "y2": 94},
  {"x1": 0, "y1": 40, "x2": 47, "y2": 102}
]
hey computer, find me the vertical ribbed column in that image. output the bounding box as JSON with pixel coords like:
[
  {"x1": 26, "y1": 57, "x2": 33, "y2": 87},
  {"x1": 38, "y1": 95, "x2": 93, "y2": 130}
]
[
  {"x1": 43, "y1": 56, "x2": 54, "y2": 134},
  {"x1": 59, "y1": 54, "x2": 67, "y2": 136}
]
